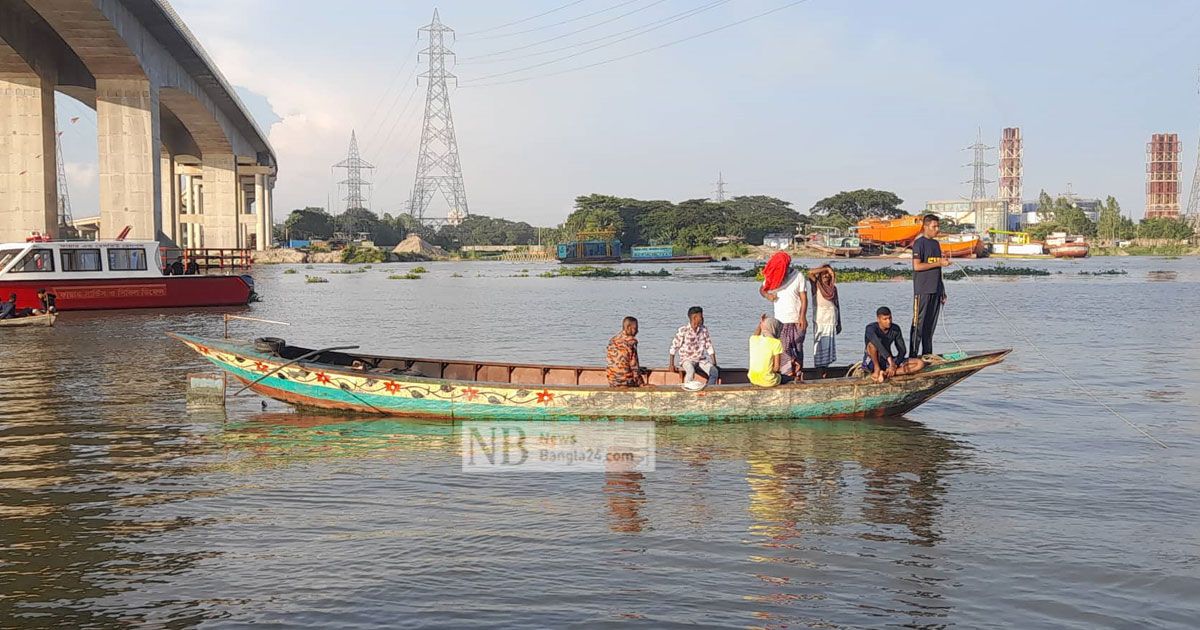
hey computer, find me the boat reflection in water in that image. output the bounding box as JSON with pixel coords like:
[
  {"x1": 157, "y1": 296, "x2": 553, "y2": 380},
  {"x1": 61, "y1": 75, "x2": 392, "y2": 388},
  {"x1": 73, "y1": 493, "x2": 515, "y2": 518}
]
[{"x1": 215, "y1": 412, "x2": 965, "y2": 623}]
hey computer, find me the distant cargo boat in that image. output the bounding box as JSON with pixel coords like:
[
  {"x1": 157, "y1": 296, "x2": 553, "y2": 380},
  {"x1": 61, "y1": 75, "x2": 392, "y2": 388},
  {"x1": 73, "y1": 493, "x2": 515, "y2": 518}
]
[
  {"x1": 557, "y1": 229, "x2": 622, "y2": 264},
  {"x1": 808, "y1": 233, "x2": 862, "y2": 257},
  {"x1": 987, "y1": 230, "x2": 1049, "y2": 258},
  {"x1": 1045, "y1": 232, "x2": 1090, "y2": 258},
  {"x1": 936, "y1": 234, "x2": 984, "y2": 258},
  {"x1": 856, "y1": 216, "x2": 924, "y2": 246},
  {"x1": 0, "y1": 239, "x2": 254, "y2": 311},
  {"x1": 624, "y1": 245, "x2": 712, "y2": 264}
]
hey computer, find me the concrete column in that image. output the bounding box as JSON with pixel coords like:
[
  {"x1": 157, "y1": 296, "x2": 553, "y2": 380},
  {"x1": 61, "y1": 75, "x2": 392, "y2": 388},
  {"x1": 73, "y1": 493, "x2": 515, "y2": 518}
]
[
  {"x1": 201, "y1": 153, "x2": 237, "y2": 248},
  {"x1": 265, "y1": 180, "x2": 274, "y2": 247},
  {"x1": 160, "y1": 152, "x2": 177, "y2": 244},
  {"x1": 254, "y1": 173, "x2": 266, "y2": 251},
  {"x1": 0, "y1": 73, "x2": 57, "y2": 242},
  {"x1": 190, "y1": 177, "x2": 202, "y2": 248},
  {"x1": 96, "y1": 78, "x2": 161, "y2": 240}
]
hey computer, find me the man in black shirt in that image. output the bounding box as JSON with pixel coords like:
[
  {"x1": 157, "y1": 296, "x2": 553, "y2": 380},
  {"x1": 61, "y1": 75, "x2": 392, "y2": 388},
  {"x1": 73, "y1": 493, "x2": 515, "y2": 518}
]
[
  {"x1": 864, "y1": 307, "x2": 926, "y2": 383},
  {"x1": 910, "y1": 214, "x2": 951, "y2": 357}
]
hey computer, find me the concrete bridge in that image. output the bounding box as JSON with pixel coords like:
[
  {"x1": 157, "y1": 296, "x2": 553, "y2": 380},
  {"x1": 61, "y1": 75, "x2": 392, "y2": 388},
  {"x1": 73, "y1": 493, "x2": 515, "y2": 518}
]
[{"x1": 0, "y1": 0, "x2": 276, "y2": 249}]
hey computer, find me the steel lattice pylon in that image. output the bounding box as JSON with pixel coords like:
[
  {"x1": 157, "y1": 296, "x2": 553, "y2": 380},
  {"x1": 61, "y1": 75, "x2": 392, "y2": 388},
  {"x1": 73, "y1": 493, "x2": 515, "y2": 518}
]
[
  {"x1": 409, "y1": 9, "x2": 469, "y2": 226},
  {"x1": 334, "y1": 130, "x2": 374, "y2": 211},
  {"x1": 54, "y1": 128, "x2": 73, "y2": 233},
  {"x1": 965, "y1": 128, "x2": 994, "y2": 200}
]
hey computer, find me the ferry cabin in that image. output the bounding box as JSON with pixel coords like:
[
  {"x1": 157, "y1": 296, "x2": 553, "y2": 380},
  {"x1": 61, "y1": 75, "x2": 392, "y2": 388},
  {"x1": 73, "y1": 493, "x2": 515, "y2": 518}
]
[{"x1": 0, "y1": 240, "x2": 165, "y2": 280}]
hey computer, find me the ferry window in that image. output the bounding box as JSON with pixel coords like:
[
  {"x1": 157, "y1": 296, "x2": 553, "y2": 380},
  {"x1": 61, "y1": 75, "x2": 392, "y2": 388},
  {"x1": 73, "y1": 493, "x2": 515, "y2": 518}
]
[
  {"x1": 9, "y1": 249, "x2": 54, "y2": 273},
  {"x1": 108, "y1": 248, "x2": 147, "y2": 271},
  {"x1": 61, "y1": 249, "x2": 103, "y2": 272},
  {"x1": 0, "y1": 249, "x2": 22, "y2": 270}
]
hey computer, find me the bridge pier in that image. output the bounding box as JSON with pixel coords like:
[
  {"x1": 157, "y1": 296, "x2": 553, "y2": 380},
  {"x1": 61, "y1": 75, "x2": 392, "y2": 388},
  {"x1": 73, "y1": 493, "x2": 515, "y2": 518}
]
[
  {"x1": 0, "y1": 69, "x2": 58, "y2": 242},
  {"x1": 200, "y1": 153, "x2": 238, "y2": 248},
  {"x1": 96, "y1": 78, "x2": 161, "y2": 240},
  {"x1": 160, "y1": 152, "x2": 178, "y2": 244}
]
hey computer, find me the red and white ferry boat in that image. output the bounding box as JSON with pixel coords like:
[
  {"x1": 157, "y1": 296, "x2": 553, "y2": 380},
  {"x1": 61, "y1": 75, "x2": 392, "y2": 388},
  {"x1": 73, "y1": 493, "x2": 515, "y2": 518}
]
[{"x1": 0, "y1": 239, "x2": 254, "y2": 312}]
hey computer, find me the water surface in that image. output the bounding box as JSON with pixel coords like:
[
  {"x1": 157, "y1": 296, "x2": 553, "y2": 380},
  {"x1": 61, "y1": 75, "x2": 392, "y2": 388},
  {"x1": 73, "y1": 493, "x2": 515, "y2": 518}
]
[{"x1": 1, "y1": 256, "x2": 1197, "y2": 627}]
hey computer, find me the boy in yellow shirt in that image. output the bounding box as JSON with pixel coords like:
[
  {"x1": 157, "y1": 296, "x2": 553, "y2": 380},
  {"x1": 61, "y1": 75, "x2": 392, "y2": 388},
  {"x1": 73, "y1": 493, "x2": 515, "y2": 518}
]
[{"x1": 748, "y1": 315, "x2": 786, "y2": 387}]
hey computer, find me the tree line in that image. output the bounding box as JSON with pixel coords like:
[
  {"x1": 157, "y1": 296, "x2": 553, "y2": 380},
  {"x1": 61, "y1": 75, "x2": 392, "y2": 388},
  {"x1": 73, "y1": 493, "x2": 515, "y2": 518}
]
[{"x1": 279, "y1": 187, "x2": 1193, "y2": 251}]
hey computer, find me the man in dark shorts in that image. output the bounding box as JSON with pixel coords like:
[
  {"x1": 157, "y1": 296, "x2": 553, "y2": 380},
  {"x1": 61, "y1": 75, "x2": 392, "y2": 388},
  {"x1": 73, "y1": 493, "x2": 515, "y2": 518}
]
[
  {"x1": 864, "y1": 307, "x2": 926, "y2": 383},
  {"x1": 910, "y1": 214, "x2": 951, "y2": 357}
]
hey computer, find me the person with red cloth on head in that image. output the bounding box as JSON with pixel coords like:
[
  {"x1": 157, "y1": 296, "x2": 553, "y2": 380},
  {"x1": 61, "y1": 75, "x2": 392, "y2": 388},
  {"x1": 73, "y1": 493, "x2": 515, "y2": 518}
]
[{"x1": 758, "y1": 252, "x2": 808, "y2": 382}]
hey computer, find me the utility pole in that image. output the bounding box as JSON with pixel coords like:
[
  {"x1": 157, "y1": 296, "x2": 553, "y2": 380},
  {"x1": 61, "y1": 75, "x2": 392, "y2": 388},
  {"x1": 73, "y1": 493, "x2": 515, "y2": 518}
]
[{"x1": 409, "y1": 9, "x2": 469, "y2": 227}]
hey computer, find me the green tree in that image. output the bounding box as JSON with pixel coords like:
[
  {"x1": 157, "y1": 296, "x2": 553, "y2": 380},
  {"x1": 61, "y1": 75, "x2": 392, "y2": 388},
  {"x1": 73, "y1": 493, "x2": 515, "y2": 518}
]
[
  {"x1": 283, "y1": 207, "x2": 335, "y2": 240},
  {"x1": 1137, "y1": 217, "x2": 1195, "y2": 240},
  {"x1": 1035, "y1": 190, "x2": 1055, "y2": 223},
  {"x1": 809, "y1": 189, "x2": 906, "y2": 226},
  {"x1": 725, "y1": 195, "x2": 805, "y2": 244},
  {"x1": 1096, "y1": 196, "x2": 1135, "y2": 241}
]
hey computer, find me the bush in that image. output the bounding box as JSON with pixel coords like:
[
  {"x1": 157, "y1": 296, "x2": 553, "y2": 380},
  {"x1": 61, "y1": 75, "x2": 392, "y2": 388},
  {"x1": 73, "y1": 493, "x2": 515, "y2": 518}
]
[
  {"x1": 305, "y1": 275, "x2": 328, "y2": 283},
  {"x1": 388, "y1": 273, "x2": 422, "y2": 280},
  {"x1": 410, "y1": 266, "x2": 429, "y2": 274},
  {"x1": 341, "y1": 246, "x2": 386, "y2": 264},
  {"x1": 283, "y1": 268, "x2": 298, "y2": 274}
]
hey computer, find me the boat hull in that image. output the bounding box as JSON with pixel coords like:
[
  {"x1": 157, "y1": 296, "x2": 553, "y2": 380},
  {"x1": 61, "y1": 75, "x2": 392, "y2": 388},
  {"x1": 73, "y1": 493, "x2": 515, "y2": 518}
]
[
  {"x1": 171, "y1": 334, "x2": 1009, "y2": 422},
  {"x1": 622, "y1": 255, "x2": 714, "y2": 264},
  {"x1": 0, "y1": 276, "x2": 253, "y2": 311},
  {"x1": 0, "y1": 313, "x2": 55, "y2": 327},
  {"x1": 856, "y1": 217, "x2": 924, "y2": 246},
  {"x1": 937, "y1": 237, "x2": 982, "y2": 258},
  {"x1": 1050, "y1": 244, "x2": 1089, "y2": 258}
]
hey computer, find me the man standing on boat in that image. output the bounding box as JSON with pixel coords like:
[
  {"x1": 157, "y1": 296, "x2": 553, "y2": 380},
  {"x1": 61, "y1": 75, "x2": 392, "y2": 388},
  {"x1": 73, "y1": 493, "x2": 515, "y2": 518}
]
[
  {"x1": 910, "y1": 214, "x2": 950, "y2": 357},
  {"x1": 607, "y1": 317, "x2": 646, "y2": 388},
  {"x1": 668, "y1": 306, "x2": 718, "y2": 391},
  {"x1": 759, "y1": 260, "x2": 808, "y2": 382}
]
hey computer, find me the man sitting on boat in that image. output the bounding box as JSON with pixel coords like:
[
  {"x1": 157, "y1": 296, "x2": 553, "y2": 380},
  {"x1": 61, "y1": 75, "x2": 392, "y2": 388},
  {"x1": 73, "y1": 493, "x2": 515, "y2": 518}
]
[
  {"x1": 668, "y1": 306, "x2": 718, "y2": 391},
  {"x1": 33, "y1": 288, "x2": 56, "y2": 315},
  {"x1": 749, "y1": 315, "x2": 787, "y2": 387},
  {"x1": 864, "y1": 307, "x2": 926, "y2": 383},
  {"x1": 607, "y1": 316, "x2": 647, "y2": 388},
  {"x1": 0, "y1": 294, "x2": 14, "y2": 320}
]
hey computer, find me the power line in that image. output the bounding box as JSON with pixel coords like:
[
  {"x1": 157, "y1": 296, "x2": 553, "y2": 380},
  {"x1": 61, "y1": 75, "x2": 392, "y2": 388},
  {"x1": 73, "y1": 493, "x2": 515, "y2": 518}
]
[
  {"x1": 460, "y1": 0, "x2": 733, "y2": 84},
  {"x1": 461, "y1": 0, "x2": 810, "y2": 88},
  {"x1": 466, "y1": 0, "x2": 645, "y2": 41},
  {"x1": 461, "y1": 0, "x2": 589, "y2": 36},
  {"x1": 459, "y1": 0, "x2": 711, "y2": 64},
  {"x1": 363, "y1": 80, "x2": 421, "y2": 160},
  {"x1": 360, "y1": 38, "x2": 420, "y2": 149}
]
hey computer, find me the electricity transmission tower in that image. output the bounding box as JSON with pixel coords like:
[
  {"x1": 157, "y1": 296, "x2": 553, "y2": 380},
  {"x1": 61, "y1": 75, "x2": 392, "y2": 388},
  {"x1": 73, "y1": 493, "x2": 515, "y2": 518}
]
[
  {"x1": 334, "y1": 130, "x2": 374, "y2": 211},
  {"x1": 409, "y1": 9, "x2": 469, "y2": 226},
  {"x1": 333, "y1": 131, "x2": 376, "y2": 238},
  {"x1": 965, "y1": 128, "x2": 994, "y2": 200},
  {"x1": 1185, "y1": 68, "x2": 1200, "y2": 229},
  {"x1": 54, "y1": 128, "x2": 73, "y2": 234},
  {"x1": 714, "y1": 172, "x2": 728, "y2": 202}
]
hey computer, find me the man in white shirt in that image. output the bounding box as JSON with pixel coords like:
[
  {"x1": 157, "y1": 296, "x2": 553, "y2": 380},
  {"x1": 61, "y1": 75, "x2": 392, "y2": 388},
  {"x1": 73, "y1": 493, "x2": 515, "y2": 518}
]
[{"x1": 759, "y1": 266, "x2": 808, "y2": 382}]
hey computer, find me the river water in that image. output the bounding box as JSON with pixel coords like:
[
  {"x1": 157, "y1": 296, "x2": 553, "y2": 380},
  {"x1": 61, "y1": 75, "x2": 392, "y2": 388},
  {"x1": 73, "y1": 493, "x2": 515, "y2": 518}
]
[{"x1": 2, "y1": 256, "x2": 1197, "y2": 628}]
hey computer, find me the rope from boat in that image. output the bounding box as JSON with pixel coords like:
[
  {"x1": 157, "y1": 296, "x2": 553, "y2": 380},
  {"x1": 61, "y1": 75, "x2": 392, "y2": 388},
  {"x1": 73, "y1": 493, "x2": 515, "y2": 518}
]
[
  {"x1": 938, "y1": 301, "x2": 966, "y2": 355},
  {"x1": 951, "y1": 262, "x2": 1169, "y2": 449}
]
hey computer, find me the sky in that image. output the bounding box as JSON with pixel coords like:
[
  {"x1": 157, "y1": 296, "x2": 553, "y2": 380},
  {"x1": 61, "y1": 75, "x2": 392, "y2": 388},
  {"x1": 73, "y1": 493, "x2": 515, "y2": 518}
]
[{"x1": 54, "y1": 0, "x2": 1200, "y2": 224}]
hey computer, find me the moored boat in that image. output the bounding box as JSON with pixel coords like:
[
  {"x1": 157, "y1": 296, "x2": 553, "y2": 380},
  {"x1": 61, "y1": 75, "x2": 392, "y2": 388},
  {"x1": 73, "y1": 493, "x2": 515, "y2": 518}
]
[
  {"x1": 171, "y1": 333, "x2": 1010, "y2": 422},
  {"x1": 0, "y1": 313, "x2": 56, "y2": 328},
  {"x1": 0, "y1": 240, "x2": 254, "y2": 311},
  {"x1": 856, "y1": 216, "x2": 924, "y2": 246},
  {"x1": 808, "y1": 233, "x2": 862, "y2": 257},
  {"x1": 936, "y1": 234, "x2": 983, "y2": 258},
  {"x1": 1045, "y1": 232, "x2": 1090, "y2": 258}
]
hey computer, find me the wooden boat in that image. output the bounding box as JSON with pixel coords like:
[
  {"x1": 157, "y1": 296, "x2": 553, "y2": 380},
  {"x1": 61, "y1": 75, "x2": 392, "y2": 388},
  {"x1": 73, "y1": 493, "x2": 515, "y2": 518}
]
[
  {"x1": 0, "y1": 313, "x2": 56, "y2": 328},
  {"x1": 808, "y1": 233, "x2": 862, "y2": 257},
  {"x1": 936, "y1": 234, "x2": 983, "y2": 258},
  {"x1": 170, "y1": 333, "x2": 1010, "y2": 422},
  {"x1": 856, "y1": 216, "x2": 924, "y2": 246}
]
